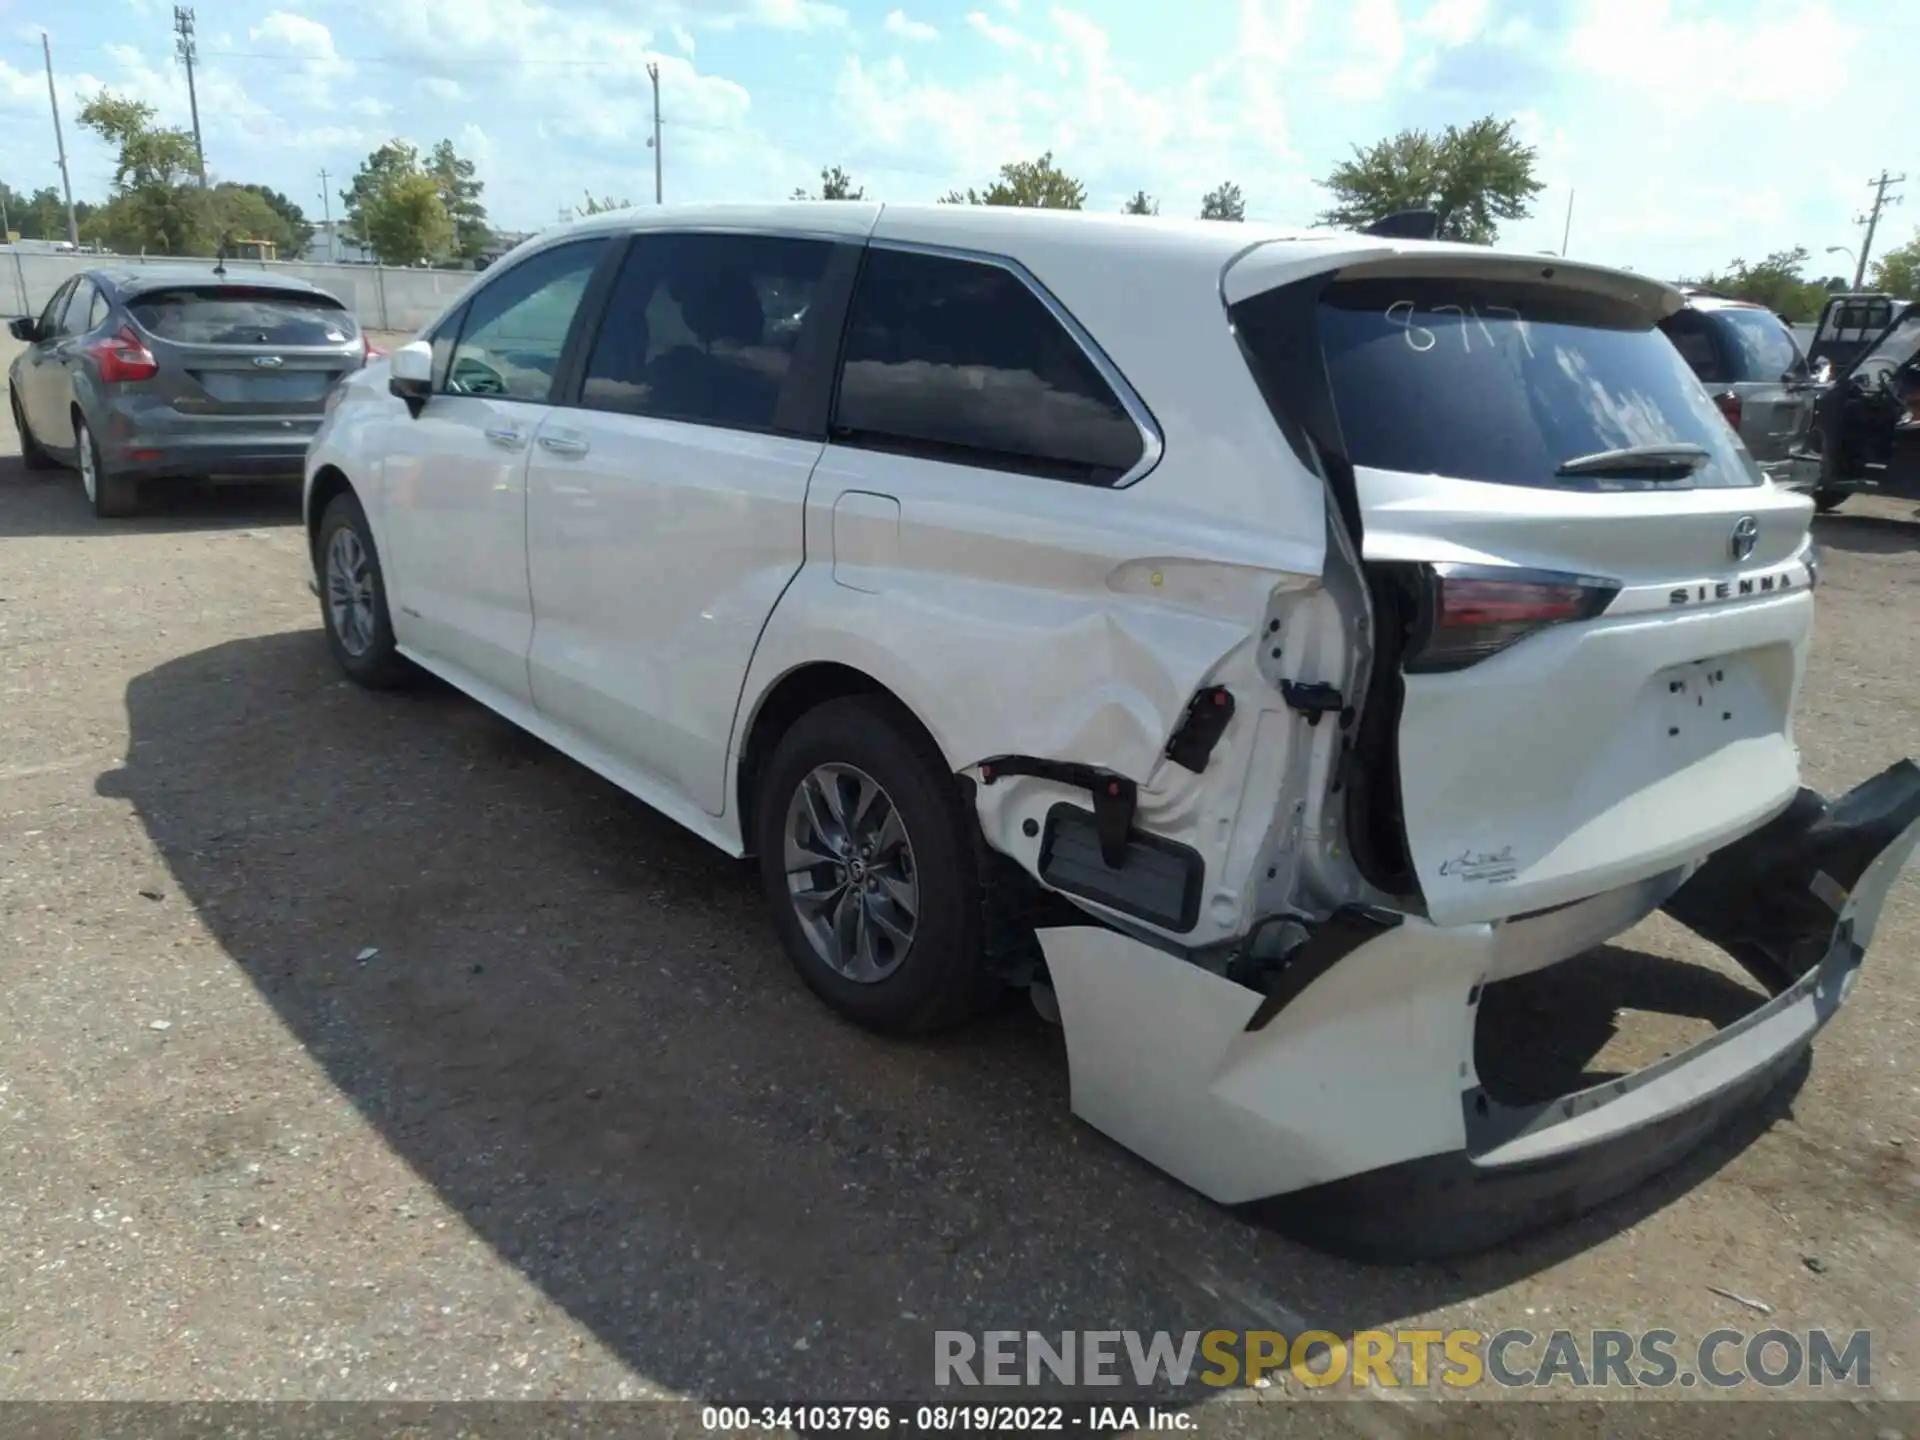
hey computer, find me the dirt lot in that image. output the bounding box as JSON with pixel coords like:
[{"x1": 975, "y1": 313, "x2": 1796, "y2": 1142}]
[{"x1": 2, "y1": 332, "x2": 1918, "y2": 1408}]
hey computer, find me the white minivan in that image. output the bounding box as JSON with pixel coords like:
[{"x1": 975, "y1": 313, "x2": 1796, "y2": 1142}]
[{"x1": 304, "y1": 202, "x2": 1919, "y2": 1260}]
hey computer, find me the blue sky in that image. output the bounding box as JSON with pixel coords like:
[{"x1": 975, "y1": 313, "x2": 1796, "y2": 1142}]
[{"x1": 1, "y1": 0, "x2": 1912, "y2": 280}]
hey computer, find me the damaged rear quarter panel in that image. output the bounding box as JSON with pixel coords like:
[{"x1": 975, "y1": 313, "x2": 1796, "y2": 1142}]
[{"x1": 732, "y1": 455, "x2": 1329, "y2": 933}]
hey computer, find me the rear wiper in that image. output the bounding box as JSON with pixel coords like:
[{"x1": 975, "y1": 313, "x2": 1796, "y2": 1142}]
[{"x1": 1553, "y1": 443, "x2": 1711, "y2": 479}]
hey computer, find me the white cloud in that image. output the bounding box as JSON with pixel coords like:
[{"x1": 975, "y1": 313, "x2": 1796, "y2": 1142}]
[
  {"x1": 247, "y1": 12, "x2": 352, "y2": 81},
  {"x1": 672, "y1": 23, "x2": 697, "y2": 54},
  {"x1": 884, "y1": 9, "x2": 941, "y2": 42},
  {"x1": 1326, "y1": 0, "x2": 1405, "y2": 101},
  {"x1": 1412, "y1": 0, "x2": 1489, "y2": 46},
  {"x1": 735, "y1": 0, "x2": 849, "y2": 31},
  {"x1": 421, "y1": 76, "x2": 465, "y2": 102},
  {"x1": 965, "y1": 11, "x2": 1027, "y2": 48}
]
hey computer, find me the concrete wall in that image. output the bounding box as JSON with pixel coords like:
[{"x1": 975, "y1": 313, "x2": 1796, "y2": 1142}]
[{"x1": 2, "y1": 249, "x2": 480, "y2": 334}]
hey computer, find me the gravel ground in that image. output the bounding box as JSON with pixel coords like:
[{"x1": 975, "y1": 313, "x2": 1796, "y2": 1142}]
[{"x1": 1, "y1": 334, "x2": 1917, "y2": 1407}]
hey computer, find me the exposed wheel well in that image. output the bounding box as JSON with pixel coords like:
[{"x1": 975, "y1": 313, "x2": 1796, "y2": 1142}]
[
  {"x1": 307, "y1": 465, "x2": 354, "y2": 566},
  {"x1": 735, "y1": 662, "x2": 946, "y2": 853}
]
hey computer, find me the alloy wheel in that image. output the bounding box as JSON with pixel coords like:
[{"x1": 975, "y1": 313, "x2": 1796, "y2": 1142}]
[
  {"x1": 77, "y1": 422, "x2": 96, "y2": 503},
  {"x1": 325, "y1": 525, "x2": 377, "y2": 657},
  {"x1": 782, "y1": 762, "x2": 919, "y2": 983}
]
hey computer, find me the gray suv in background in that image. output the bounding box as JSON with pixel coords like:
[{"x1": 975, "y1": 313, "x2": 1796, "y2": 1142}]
[
  {"x1": 1659, "y1": 287, "x2": 1818, "y2": 492},
  {"x1": 8, "y1": 266, "x2": 372, "y2": 518}
]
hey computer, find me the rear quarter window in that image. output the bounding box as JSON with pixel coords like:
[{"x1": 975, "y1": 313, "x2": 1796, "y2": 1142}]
[
  {"x1": 1713, "y1": 307, "x2": 1802, "y2": 381},
  {"x1": 127, "y1": 288, "x2": 358, "y2": 346},
  {"x1": 1299, "y1": 277, "x2": 1761, "y2": 490}
]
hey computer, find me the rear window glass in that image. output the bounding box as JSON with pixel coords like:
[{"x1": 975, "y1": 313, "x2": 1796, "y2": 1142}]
[
  {"x1": 1714, "y1": 307, "x2": 1801, "y2": 381},
  {"x1": 127, "y1": 288, "x2": 358, "y2": 346},
  {"x1": 1304, "y1": 278, "x2": 1760, "y2": 489}
]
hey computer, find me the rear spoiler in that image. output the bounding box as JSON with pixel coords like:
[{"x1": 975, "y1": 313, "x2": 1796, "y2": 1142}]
[{"x1": 1363, "y1": 209, "x2": 1441, "y2": 241}]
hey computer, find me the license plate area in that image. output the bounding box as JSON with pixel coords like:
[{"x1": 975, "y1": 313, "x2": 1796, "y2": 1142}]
[
  {"x1": 189, "y1": 370, "x2": 336, "y2": 405},
  {"x1": 1654, "y1": 656, "x2": 1751, "y2": 760}
]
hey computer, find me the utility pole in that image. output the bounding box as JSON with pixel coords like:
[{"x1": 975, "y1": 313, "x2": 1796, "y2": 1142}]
[
  {"x1": 318, "y1": 169, "x2": 332, "y2": 262},
  {"x1": 174, "y1": 6, "x2": 207, "y2": 187},
  {"x1": 1853, "y1": 169, "x2": 1905, "y2": 291},
  {"x1": 647, "y1": 62, "x2": 663, "y2": 204},
  {"x1": 1561, "y1": 188, "x2": 1575, "y2": 258},
  {"x1": 42, "y1": 34, "x2": 80, "y2": 248}
]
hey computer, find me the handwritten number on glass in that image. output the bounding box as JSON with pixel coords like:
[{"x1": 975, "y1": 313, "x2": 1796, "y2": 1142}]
[{"x1": 1388, "y1": 301, "x2": 1535, "y2": 359}]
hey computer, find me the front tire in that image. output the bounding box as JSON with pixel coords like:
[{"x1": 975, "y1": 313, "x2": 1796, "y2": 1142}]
[
  {"x1": 317, "y1": 490, "x2": 412, "y2": 689},
  {"x1": 76, "y1": 415, "x2": 137, "y2": 518},
  {"x1": 10, "y1": 386, "x2": 55, "y2": 470},
  {"x1": 754, "y1": 696, "x2": 991, "y2": 1035}
]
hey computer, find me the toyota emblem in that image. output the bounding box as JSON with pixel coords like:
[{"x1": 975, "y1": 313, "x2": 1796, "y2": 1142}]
[{"x1": 1729, "y1": 515, "x2": 1759, "y2": 562}]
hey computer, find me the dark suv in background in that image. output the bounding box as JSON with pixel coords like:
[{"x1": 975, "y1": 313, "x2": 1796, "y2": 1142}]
[
  {"x1": 1659, "y1": 286, "x2": 1818, "y2": 495},
  {"x1": 8, "y1": 266, "x2": 373, "y2": 519}
]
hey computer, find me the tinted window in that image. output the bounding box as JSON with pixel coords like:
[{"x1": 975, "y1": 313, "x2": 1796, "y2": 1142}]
[
  {"x1": 1714, "y1": 307, "x2": 1801, "y2": 381},
  {"x1": 36, "y1": 280, "x2": 73, "y2": 336},
  {"x1": 55, "y1": 279, "x2": 94, "y2": 337},
  {"x1": 832, "y1": 248, "x2": 1144, "y2": 483},
  {"x1": 1659, "y1": 311, "x2": 1726, "y2": 383},
  {"x1": 445, "y1": 239, "x2": 607, "y2": 402},
  {"x1": 128, "y1": 287, "x2": 358, "y2": 345},
  {"x1": 429, "y1": 304, "x2": 464, "y2": 390},
  {"x1": 581, "y1": 232, "x2": 832, "y2": 431},
  {"x1": 1301, "y1": 277, "x2": 1760, "y2": 490}
]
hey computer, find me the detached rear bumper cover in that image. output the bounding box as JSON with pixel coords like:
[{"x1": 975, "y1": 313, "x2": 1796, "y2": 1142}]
[{"x1": 1037, "y1": 760, "x2": 1920, "y2": 1261}]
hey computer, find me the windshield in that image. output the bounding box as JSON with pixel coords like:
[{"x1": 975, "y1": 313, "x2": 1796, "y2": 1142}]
[
  {"x1": 1309, "y1": 278, "x2": 1761, "y2": 489},
  {"x1": 127, "y1": 288, "x2": 358, "y2": 346},
  {"x1": 1858, "y1": 313, "x2": 1920, "y2": 373}
]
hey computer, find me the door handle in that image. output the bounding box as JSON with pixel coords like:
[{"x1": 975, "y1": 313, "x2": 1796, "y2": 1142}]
[
  {"x1": 537, "y1": 433, "x2": 590, "y2": 457},
  {"x1": 483, "y1": 425, "x2": 526, "y2": 450}
]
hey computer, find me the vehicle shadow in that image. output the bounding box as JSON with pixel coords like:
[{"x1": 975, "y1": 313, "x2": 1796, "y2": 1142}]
[
  {"x1": 1813, "y1": 509, "x2": 1920, "y2": 556},
  {"x1": 97, "y1": 630, "x2": 1807, "y2": 1402},
  {"x1": 0, "y1": 452, "x2": 303, "y2": 537}
]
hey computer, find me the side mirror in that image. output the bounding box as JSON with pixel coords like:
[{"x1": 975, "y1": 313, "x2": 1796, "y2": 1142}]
[
  {"x1": 8, "y1": 317, "x2": 39, "y2": 342},
  {"x1": 387, "y1": 339, "x2": 433, "y2": 416}
]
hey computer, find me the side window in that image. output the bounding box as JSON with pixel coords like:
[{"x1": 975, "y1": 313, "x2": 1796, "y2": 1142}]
[
  {"x1": 37, "y1": 280, "x2": 75, "y2": 338},
  {"x1": 429, "y1": 304, "x2": 466, "y2": 391},
  {"x1": 87, "y1": 287, "x2": 111, "y2": 332},
  {"x1": 442, "y1": 239, "x2": 607, "y2": 402},
  {"x1": 831, "y1": 248, "x2": 1145, "y2": 483},
  {"x1": 54, "y1": 280, "x2": 95, "y2": 338},
  {"x1": 1660, "y1": 311, "x2": 1726, "y2": 384},
  {"x1": 580, "y1": 231, "x2": 833, "y2": 432}
]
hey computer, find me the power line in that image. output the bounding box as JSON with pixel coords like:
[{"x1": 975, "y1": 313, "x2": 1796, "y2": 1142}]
[{"x1": 173, "y1": 6, "x2": 207, "y2": 187}]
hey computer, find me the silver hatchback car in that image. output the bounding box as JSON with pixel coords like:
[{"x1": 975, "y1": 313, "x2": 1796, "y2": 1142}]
[
  {"x1": 1658, "y1": 286, "x2": 1819, "y2": 492},
  {"x1": 8, "y1": 266, "x2": 372, "y2": 518}
]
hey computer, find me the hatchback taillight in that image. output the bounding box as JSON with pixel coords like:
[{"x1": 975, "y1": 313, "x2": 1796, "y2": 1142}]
[
  {"x1": 1405, "y1": 563, "x2": 1621, "y2": 674},
  {"x1": 1712, "y1": 390, "x2": 1742, "y2": 429},
  {"x1": 88, "y1": 326, "x2": 159, "y2": 383},
  {"x1": 361, "y1": 335, "x2": 384, "y2": 361}
]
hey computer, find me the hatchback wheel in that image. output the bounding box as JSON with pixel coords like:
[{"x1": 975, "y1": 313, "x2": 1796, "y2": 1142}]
[
  {"x1": 318, "y1": 490, "x2": 411, "y2": 689},
  {"x1": 10, "y1": 387, "x2": 55, "y2": 470},
  {"x1": 754, "y1": 696, "x2": 992, "y2": 1035},
  {"x1": 76, "y1": 415, "x2": 137, "y2": 518}
]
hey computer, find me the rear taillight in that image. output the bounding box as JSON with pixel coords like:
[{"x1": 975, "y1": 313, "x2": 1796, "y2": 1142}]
[
  {"x1": 88, "y1": 326, "x2": 159, "y2": 383},
  {"x1": 1406, "y1": 563, "x2": 1621, "y2": 674},
  {"x1": 361, "y1": 335, "x2": 384, "y2": 361},
  {"x1": 1712, "y1": 390, "x2": 1742, "y2": 429}
]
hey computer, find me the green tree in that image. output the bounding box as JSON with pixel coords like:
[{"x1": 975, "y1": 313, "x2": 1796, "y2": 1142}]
[
  {"x1": 1870, "y1": 231, "x2": 1920, "y2": 298},
  {"x1": 1122, "y1": 189, "x2": 1159, "y2": 215},
  {"x1": 362, "y1": 171, "x2": 453, "y2": 266},
  {"x1": 76, "y1": 90, "x2": 203, "y2": 253},
  {"x1": 792, "y1": 164, "x2": 865, "y2": 201},
  {"x1": 1318, "y1": 116, "x2": 1544, "y2": 244},
  {"x1": 232, "y1": 183, "x2": 312, "y2": 258},
  {"x1": 941, "y1": 151, "x2": 1085, "y2": 209},
  {"x1": 428, "y1": 139, "x2": 489, "y2": 261},
  {"x1": 1199, "y1": 181, "x2": 1244, "y2": 221},
  {"x1": 1692, "y1": 247, "x2": 1832, "y2": 322}
]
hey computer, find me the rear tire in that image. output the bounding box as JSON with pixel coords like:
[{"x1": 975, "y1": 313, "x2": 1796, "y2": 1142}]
[
  {"x1": 1812, "y1": 489, "x2": 1849, "y2": 514},
  {"x1": 317, "y1": 490, "x2": 412, "y2": 689},
  {"x1": 76, "y1": 415, "x2": 137, "y2": 518},
  {"x1": 10, "y1": 386, "x2": 55, "y2": 470},
  {"x1": 753, "y1": 696, "x2": 992, "y2": 1035}
]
